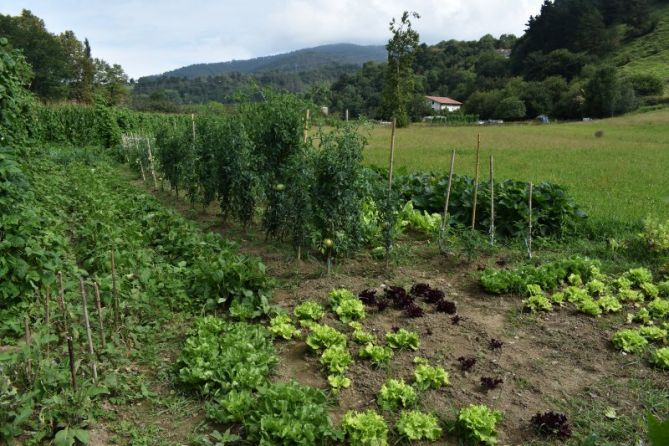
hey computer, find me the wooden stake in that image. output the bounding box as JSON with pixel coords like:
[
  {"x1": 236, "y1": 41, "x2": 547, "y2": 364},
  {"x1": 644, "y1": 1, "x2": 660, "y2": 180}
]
[
  {"x1": 24, "y1": 316, "x2": 32, "y2": 380},
  {"x1": 93, "y1": 282, "x2": 106, "y2": 349},
  {"x1": 303, "y1": 109, "x2": 310, "y2": 143},
  {"x1": 388, "y1": 118, "x2": 397, "y2": 194},
  {"x1": 57, "y1": 272, "x2": 77, "y2": 391},
  {"x1": 191, "y1": 113, "x2": 196, "y2": 143},
  {"x1": 489, "y1": 155, "x2": 495, "y2": 245},
  {"x1": 471, "y1": 133, "x2": 481, "y2": 229},
  {"x1": 528, "y1": 182, "x2": 533, "y2": 259},
  {"x1": 345, "y1": 109, "x2": 349, "y2": 122},
  {"x1": 79, "y1": 279, "x2": 98, "y2": 382},
  {"x1": 439, "y1": 149, "x2": 456, "y2": 252},
  {"x1": 44, "y1": 289, "x2": 50, "y2": 326},
  {"x1": 111, "y1": 250, "x2": 120, "y2": 332},
  {"x1": 137, "y1": 159, "x2": 147, "y2": 182},
  {"x1": 146, "y1": 136, "x2": 158, "y2": 190}
]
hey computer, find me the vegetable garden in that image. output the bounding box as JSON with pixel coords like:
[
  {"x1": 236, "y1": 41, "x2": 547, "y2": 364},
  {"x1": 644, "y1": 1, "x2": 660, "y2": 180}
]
[{"x1": 2, "y1": 39, "x2": 668, "y2": 445}]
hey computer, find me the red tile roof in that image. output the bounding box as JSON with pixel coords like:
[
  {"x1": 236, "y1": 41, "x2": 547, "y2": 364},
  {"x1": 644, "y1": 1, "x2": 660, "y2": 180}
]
[{"x1": 426, "y1": 96, "x2": 462, "y2": 105}]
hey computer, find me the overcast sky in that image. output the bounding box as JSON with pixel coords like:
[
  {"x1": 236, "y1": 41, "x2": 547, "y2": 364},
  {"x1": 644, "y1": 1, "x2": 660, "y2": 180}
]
[{"x1": 1, "y1": 0, "x2": 544, "y2": 79}]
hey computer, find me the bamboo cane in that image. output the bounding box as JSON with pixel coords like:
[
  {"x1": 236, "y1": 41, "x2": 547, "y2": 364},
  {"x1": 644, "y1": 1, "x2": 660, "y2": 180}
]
[
  {"x1": 93, "y1": 282, "x2": 106, "y2": 349},
  {"x1": 471, "y1": 133, "x2": 481, "y2": 229},
  {"x1": 79, "y1": 279, "x2": 98, "y2": 382}
]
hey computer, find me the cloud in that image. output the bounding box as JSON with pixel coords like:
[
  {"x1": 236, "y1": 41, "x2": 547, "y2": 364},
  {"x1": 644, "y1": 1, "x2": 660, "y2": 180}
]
[{"x1": 1, "y1": 0, "x2": 543, "y2": 78}]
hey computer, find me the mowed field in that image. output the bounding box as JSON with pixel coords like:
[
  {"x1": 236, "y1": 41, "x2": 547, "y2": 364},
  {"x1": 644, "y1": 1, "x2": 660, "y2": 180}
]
[{"x1": 363, "y1": 108, "x2": 669, "y2": 223}]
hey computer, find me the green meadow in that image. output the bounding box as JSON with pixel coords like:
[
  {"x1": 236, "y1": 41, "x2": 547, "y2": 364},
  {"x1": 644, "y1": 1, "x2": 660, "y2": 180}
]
[{"x1": 363, "y1": 108, "x2": 669, "y2": 223}]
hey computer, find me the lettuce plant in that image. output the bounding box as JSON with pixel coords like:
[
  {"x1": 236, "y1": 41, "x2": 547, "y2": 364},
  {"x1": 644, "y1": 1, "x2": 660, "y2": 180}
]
[
  {"x1": 342, "y1": 410, "x2": 389, "y2": 446},
  {"x1": 359, "y1": 344, "x2": 394, "y2": 366},
  {"x1": 352, "y1": 329, "x2": 376, "y2": 345},
  {"x1": 624, "y1": 267, "x2": 653, "y2": 287},
  {"x1": 385, "y1": 329, "x2": 420, "y2": 351},
  {"x1": 334, "y1": 296, "x2": 366, "y2": 323},
  {"x1": 268, "y1": 314, "x2": 300, "y2": 340},
  {"x1": 457, "y1": 404, "x2": 503, "y2": 445},
  {"x1": 639, "y1": 326, "x2": 668, "y2": 343},
  {"x1": 320, "y1": 345, "x2": 352, "y2": 375},
  {"x1": 523, "y1": 294, "x2": 552, "y2": 312},
  {"x1": 618, "y1": 288, "x2": 644, "y2": 303},
  {"x1": 658, "y1": 281, "x2": 669, "y2": 297},
  {"x1": 327, "y1": 374, "x2": 351, "y2": 392},
  {"x1": 577, "y1": 298, "x2": 602, "y2": 317},
  {"x1": 329, "y1": 288, "x2": 357, "y2": 306},
  {"x1": 414, "y1": 364, "x2": 450, "y2": 390},
  {"x1": 563, "y1": 286, "x2": 589, "y2": 303},
  {"x1": 598, "y1": 295, "x2": 622, "y2": 313},
  {"x1": 377, "y1": 379, "x2": 417, "y2": 411},
  {"x1": 650, "y1": 347, "x2": 669, "y2": 369},
  {"x1": 641, "y1": 283, "x2": 660, "y2": 299},
  {"x1": 206, "y1": 389, "x2": 254, "y2": 423},
  {"x1": 294, "y1": 301, "x2": 325, "y2": 321},
  {"x1": 648, "y1": 299, "x2": 669, "y2": 319},
  {"x1": 612, "y1": 329, "x2": 649, "y2": 353},
  {"x1": 306, "y1": 324, "x2": 347, "y2": 351},
  {"x1": 396, "y1": 410, "x2": 442, "y2": 441},
  {"x1": 586, "y1": 279, "x2": 606, "y2": 295}
]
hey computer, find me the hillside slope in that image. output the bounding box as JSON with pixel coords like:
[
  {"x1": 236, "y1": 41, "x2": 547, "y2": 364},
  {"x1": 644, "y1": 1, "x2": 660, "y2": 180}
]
[
  {"x1": 609, "y1": 2, "x2": 669, "y2": 82},
  {"x1": 152, "y1": 43, "x2": 386, "y2": 79}
]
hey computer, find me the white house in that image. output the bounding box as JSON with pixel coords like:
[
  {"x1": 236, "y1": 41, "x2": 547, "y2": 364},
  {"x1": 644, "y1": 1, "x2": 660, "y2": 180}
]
[{"x1": 426, "y1": 96, "x2": 463, "y2": 112}]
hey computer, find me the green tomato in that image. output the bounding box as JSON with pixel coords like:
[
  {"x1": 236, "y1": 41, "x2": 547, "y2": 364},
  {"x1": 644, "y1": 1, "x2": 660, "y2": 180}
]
[
  {"x1": 274, "y1": 183, "x2": 285, "y2": 192},
  {"x1": 323, "y1": 239, "x2": 334, "y2": 248}
]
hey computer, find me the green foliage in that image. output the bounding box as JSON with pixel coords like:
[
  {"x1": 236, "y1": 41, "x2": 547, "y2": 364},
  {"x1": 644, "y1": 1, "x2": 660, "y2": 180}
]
[
  {"x1": 524, "y1": 294, "x2": 553, "y2": 313},
  {"x1": 351, "y1": 328, "x2": 376, "y2": 345},
  {"x1": 638, "y1": 326, "x2": 668, "y2": 343},
  {"x1": 647, "y1": 413, "x2": 669, "y2": 446},
  {"x1": 598, "y1": 295, "x2": 622, "y2": 313},
  {"x1": 0, "y1": 373, "x2": 31, "y2": 442},
  {"x1": 269, "y1": 314, "x2": 300, "y2": 340},
  {"x1": 383, "y1": 11, "x2": 420, "y2": 127},
  {"x1": 640, "y1": 217, "x2": 669, "y2": 254},
  {"x1": 385, "y1": 329, "x2": 420, "y2": 351},
  {"x1": 612, "y1": 329, "x2": 649, "y2": 354},
  {"x1": 206, "y1": 390, "x2": 254, "y2": 424},
  {"x1": 377, "y1": 379, "x2": 417, "y2": 411},
  {"x1": 294, "y1": 301, "x2": 325, "y2": 321},
  {"x1": 624, "y1": 268, "x2": 654, "y2": 287},
  {"x1": 480, "y1": 257, "x2": 597, "y2": 295},
  {"x1": 457, "y1": 404, "x2": 503, "y2": 446},
  {"x1": 177, "y1": 317, "x2": 277, "y2": 395},
  {"x1": 359, "y1": 344, "x2": 394, "y2": 367},
  {"x1": 650, "y1": 348, "x2": 669, "y2": 370},
  {"x1": 577, "y1": 298, "x2": 603, "y2": 317},
  {"x1": 208, "y1": 381, "x2": 338, "y2": 445},
  {"x1": 306, "y1": 324, "x2": 347, "y2": 351},
  {"x1": 0, "y1": 37, "x2": 37, "y2": 146},
  {"x1": 333, "y1": 296, "x2": 366, "y2": 323},
  {"x1": 342, "y1": 410, "x2": 389, "y2": 446},
  {"x1": 327, "y1": 374, "x2": 351, "y2": 392},
  {"x1": 641, "y1": 283, "x2": 660, "y2": 299},
  {"x1": 414, "y1": 364, "x2": 450, "y2": 390},
  {"x1": 586, "y1": 279, "x2": 606, "y2": 295},
  {"x1": 648, "y1": 299, "x2": 669, "y2": 319},
  {"x1": 396, "y1": 410, "x2": 442, "y2": 441},
  {"x1": 494, "y1": 96, "x2": 526, "y2": 120},
  {"x1": 320, "y1": 345, "x2": 352, "y2": 375},
  {"x1": 391, "y1": 171, "x2": 586, "y2": 239}
]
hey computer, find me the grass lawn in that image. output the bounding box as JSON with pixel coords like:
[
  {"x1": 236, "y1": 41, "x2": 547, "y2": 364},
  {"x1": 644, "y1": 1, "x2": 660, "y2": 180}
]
[{"x1": 362, "y1": 108, "x2": 669, "y2": 223}]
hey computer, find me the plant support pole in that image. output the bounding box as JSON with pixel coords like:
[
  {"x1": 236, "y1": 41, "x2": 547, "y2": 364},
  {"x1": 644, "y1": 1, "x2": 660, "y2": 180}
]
[
  {"x1": 439, "y1": 149, "x2": 456, "y2": 252},
  {"x1": 386, "y1": 118, "x2": 397, "y2": 262},
  {"x1": 93, "y1": 282, "x2": 106, "y2": 349},
  {"x1": 471, "y1": 133, "x2": 481, "y2": 229},
  {"x1": 57, "y1": 272, "x2": 77, "y2": 391},
  {"x1": 80, "y1": 278, "x2": 98, "y2": 382},
  {"x1": 489, "y1": 155, "x2": 495, "y2": 245},
  {"x1": 146, "y1": 136, "x2": 158, "y2": 190},
  {"x1": 528, "y1": 182, "x2": 533, "y2": 259},
  {"x1": 111, "y1": 250, "x2": 120, "y2": 332}
]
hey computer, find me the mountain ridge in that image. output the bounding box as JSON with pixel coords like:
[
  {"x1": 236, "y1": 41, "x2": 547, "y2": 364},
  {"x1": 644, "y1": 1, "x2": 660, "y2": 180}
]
[{"x1": 145, "y1": 43, "x2": 387, "y2": 80}]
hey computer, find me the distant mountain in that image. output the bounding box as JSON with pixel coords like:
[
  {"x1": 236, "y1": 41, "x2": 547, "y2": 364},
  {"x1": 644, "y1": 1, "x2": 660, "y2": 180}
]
[{"x1": 149, "y1": 43, "x2": 387, "y2": 79}]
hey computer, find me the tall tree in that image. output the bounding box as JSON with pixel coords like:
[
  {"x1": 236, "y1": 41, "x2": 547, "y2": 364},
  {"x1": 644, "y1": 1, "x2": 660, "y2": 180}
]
[{"x1": 382, "y1": 11, "x2": 420, "y2": 127}]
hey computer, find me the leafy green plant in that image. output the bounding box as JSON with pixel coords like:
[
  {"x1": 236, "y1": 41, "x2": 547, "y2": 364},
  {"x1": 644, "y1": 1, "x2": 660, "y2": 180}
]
[
  {"x1": 206, "y1": 390, "x2": 254, "y2": 424},
  {"x1": 414, "y1": 364, "x2": 450, "y2": 390},
  {"x1": 624, "y1": 268, "x2": 653, "y2": 287},
  {"x1": 639, "y1": 326, "x2": 668, "y2": 343},
  {"x1": 640, "y1": 217, "x2": 669, "y2": 254},
  {"x1": 598, "y1": 295, "x2": 622, "y2": 313},
  {"x1": 359, "y1": 344, "x2": 394, "y2": 367},
  {"x1": 320, "y1": 345, "x2": 352, "y2": 375},
  {"x1": 333, "y1": 296, "x2": 366, "y2": 323},
  {"x1": 377, "y1": 379, "x2": 417, "y2": 411},
  {"x1": 650, "y1": 348, "x2": 669, "y2": 370},
  {"x1": 641, "y1": 283, "x2": 660, "y2": 299},
  {"x1": 524, "y1": 294, "x2": 553, "y2": 312},
  {"x1": 612, "y1": 329, "x2": 649, "y2": 353},
  {"x1": 619, "y1": 288, "x2": 644, "y2": 303},
  {"x1": 586, "y1": 279, "x2": 606, "y2": 295},
  {"x1": 306, "y1": 324, "x2": 347, "y2": 351},
  {"x1": 294, "y1": 301, "x2": 325, "y2": 321},
  {"x1": 648, "y1": 299, "x2": 669, "y2": 319},
  {"x1": 385, "y1": 329, "x2": 420, "y2": 351},
  {"x1": 457, "y1": 404, "x2": 503, "y2": 445},
  {"x1": 396, "y1": 410, "x2": 442, "y2": 441},
  {"x1": 351, "y1": 329, "x2": 376, "y2": 345},
  {"x1": 577, "y1": 298, "x2": 603, "y2": 317},
  {"x1": 342, "y1": 410, "x2": 389, "y2": 446},
  {"x1": 269, "y1": 314, "x2": 300, "y2": 340},
  {"x1": 177, "y1": 317, "x2": 277, "y2": 394},
  {"x1": 327, "y1": 374, "x2": 351, "y2": 392},
  {"x1": 0, "y1": 374, "x2": 31, "y2": 442}
]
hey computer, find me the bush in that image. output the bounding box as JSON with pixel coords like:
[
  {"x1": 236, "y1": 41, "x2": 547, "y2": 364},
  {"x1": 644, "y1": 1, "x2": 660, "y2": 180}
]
[
  {"x1": 494, "y1": 96, "x2": 526, "y2": 120},
  {"x1": 627, "y1": 74, "x2": 664, "y2": 97}
]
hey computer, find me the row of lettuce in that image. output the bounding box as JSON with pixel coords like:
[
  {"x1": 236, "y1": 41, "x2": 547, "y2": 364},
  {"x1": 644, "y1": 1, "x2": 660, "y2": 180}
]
[{"x1": 480, "y1": 258, "x2": 669, "y2": 370}]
